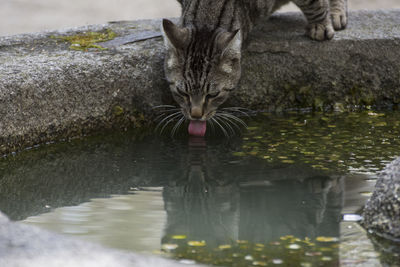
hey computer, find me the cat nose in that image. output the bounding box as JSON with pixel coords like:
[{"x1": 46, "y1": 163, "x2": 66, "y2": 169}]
[{"x1": 190, "y1": 106, "x2": 203, "y2": 119}]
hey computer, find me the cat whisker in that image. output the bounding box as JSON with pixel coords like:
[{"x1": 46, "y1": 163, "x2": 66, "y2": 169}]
[
  {"x1": 222, "y1": 107, "x2": 252, "y2": 118},
  {"x1": 152, "y1": 105, "x2": 177, "y2": 109},
  {"x1": 215, "y1": 116, "x2": 236, "y2": 136},
  {"x1": 155, "y1": 108, "x2": 181, "y2": 113},
  {"x1": 211, "y1": 117, "x2": 229, "y2": 138},
  {"x1": 223, "y1": 107, "x2": 253, "y2": 112},
  {"x1": 160, "y1": 114, "x2": 183, "y2": 135},
  {"x1": 207, "y1": 119, "x2": 216, "y2": 135},
  {"x1": 216, "y1": 113, "x2": 242, "y2": 132},
  {"x1": 155, "y1": 111, "x2": 182, "y2": 133},
  {"x1": 171, "y1": 116, "x2": 186, "y2": 138},
  {"x1": 217, "y1": 112, "x2": 248, "y2": 128},
  {"x1": 154, "y1": 108, "x2": 182, "y2": 121}
]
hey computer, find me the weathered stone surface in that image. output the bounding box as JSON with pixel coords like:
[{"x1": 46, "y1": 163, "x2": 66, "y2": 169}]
[
  {"x1": 0, "y1": 211, "x2": 200, "y2": 267},
  {"x1": 1, "y1": 10, "x2": 400, "y2": 154},
  {"x1": 362, "y1": 157, "x2": 400, "y2": 241}
]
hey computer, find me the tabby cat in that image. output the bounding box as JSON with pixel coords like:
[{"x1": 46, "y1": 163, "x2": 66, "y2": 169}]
[{"x1": 161, "y1": 0, "x2": 347, "y2": 136}]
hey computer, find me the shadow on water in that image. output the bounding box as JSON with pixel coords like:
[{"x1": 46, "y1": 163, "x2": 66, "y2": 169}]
[{"x1": 1, "y1": 111, "x2": 399, "y2": 266}]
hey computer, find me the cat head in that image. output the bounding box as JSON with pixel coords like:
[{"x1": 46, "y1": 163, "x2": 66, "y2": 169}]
[{"x1": 161, "y1": 19, "x2": 242, "y2": 121}]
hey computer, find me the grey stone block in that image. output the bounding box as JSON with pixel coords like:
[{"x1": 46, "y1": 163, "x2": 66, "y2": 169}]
[{"x1": 1, "y1": 10, "x2": 400, "y2": 154}]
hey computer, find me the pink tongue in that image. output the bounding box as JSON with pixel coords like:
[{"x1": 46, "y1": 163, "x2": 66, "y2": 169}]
[{"x1": 188, "y1": 120, "x2": 207, "y2": 137}]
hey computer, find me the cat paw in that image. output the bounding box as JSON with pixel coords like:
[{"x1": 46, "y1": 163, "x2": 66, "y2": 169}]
[
  {"x1": 331, "y1": 10, "x2": 347, "y2": 30},
  {"x1": 306, "y1": 20, "x2": 334, "y2": 41}
]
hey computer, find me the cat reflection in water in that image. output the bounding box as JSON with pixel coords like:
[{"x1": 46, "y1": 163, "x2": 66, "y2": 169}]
[{"x1": 162, "y1": 137, "x2": 344, "y2": 246}]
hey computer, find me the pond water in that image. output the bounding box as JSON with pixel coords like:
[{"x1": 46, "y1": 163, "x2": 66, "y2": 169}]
[{"x1": 1, "y1": 111, "x2": 399, "y2": 266}]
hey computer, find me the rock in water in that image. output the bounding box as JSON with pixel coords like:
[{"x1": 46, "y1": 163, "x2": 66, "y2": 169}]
[{"x1": 362, "y1": 157, "x2": 400, "y2": 240}]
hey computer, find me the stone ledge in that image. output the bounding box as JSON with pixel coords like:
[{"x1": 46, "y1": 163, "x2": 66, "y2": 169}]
[
  {"x1": 1, "y1": 10, "x2": 400, "y2": 154},
  {"x1": 0, "y1": 211, "x2": 202, "y2": 267}
]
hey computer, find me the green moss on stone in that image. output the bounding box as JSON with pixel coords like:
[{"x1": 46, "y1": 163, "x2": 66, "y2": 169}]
[
  {"x1": 113, "y1": 105, "x2": 124, "y2": 116},
  {"x1": 52, "y1": 29, "x2": 117, "y2": 51}
]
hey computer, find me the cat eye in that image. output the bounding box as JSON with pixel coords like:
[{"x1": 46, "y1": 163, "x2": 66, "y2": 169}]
[{"x1": 206, "y1": 92, "x2": 220, "y2": 100}]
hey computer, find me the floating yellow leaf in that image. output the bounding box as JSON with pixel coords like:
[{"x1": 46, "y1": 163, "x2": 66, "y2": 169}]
[
  {"x1": 282, "y1": 160, "x2": 295, "y2": 164},
  {"x1": 280, "y1": 235, "x2": 294, "y2": 240},
  {"x1": 247, "y1": 127, "x2": 259, "y2": 131},
  {"x1": 218, "y1": 244, "x2": 232, "y2": 250},
  {"x1": 188, "y1": 240, "x2": 206, "y2": 247},
  {"x1": 270, "y1": 241, "x2": 281, "y2": 246},
  {"x1": 316, "y1": 236, "x2": 339, "y2": 242},
  {"x1": 252, "y1": 261, "x2": 267, "y2": 266},
  {"x1": 360, "y1": 191, "x2": 373, "y2": 197},
  {"x1": 172, "y1": 235, "x2": 187, "y2": 240},
  {"x1": 368, "y1": 112, "x2": 385, "y2": 117},
  {"x1": 375, "y1": 122, "x2": 387, "y2": 127}
]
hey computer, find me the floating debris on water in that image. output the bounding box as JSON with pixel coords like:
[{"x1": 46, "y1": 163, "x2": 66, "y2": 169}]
[
  {"x1": 219, "y1": 245, "x2": 232, "y2": 250},
  {"x1": 272, "y1": 259, "x2": 284, "y2": 264},
  {"x1": 343, "y1": 214, "x2": 363, "y2": 222},
  {"x1": 316, "y1": 237, "x2": 339, "y2": 242},
  {"x1": 162, "y1": 244, "x2": 178, "y2": 251},
  {"x1": 245, "y1": 255, "x2": 254, "y2": 261},
  {"x1": 161, "y1": 235, "x2": 340, "y2": 266},
  {"x1": 187, "y1": 241, "x2": 206, "y2": 247},
  {"x1": 172, "y1": 235, "x2": 187, "y2": 240},
  {"x1": 252, "y1": 261, "x2": 268, "y2": 266},
  {"x1": 359, "y1": 191, "x2": 373, "y2": 197},
  {"x1": 232, "y1": 111, "x2": 400, "y2": 174},
  {"x1": 286, "y1": 244, "x2": 301, "y2": 250}
]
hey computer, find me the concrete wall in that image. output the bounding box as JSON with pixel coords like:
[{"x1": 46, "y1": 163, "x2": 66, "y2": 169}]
[{"x1": 1, "y1": 10, "x2": 400, "y2": 154}]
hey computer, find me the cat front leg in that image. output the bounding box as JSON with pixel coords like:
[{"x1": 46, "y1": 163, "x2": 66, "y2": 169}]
[
  {"x1": 293, "y1": 0, "x2": 334, "y2": 41},
  {"x1": 330, "y1": 0, "x2": 347, "y2": 30}
]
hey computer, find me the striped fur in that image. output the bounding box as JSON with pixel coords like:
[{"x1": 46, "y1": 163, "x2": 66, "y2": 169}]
[{"x1": 162, "y1": 0, "x2": 347, "y2": 122}]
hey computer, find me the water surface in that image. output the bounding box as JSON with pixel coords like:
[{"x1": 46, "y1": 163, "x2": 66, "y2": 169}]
[{"x1": 1, "y1": 111, "x2": 399, "y2": 266}]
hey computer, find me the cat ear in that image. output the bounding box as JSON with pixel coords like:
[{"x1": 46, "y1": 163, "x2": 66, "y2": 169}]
[
  {"x1": 217, "y1": 29, "x2": 241, "y2": 57},
  {"x1": 161, "y1": 19, "x2": 189, "y2": 50}
]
